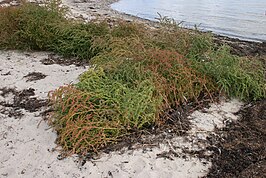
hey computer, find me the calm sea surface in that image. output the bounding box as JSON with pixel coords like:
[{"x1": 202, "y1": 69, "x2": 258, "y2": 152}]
[{"x1": 111, "y1": 0, "x2": 266, "y2": 42}]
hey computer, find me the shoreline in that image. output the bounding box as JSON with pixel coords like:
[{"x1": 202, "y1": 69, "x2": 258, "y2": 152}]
[
  {"x1": 110, "y1": 1, "x2": 266, "y2": 44},
  {"x1": 60, "y1": 0, "x2": 266, "y2": 57}
]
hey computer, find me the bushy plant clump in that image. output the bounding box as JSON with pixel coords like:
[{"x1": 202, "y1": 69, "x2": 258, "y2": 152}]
[
  {"x1": 49, "y1": 85, "x2": 123, "y2": 154},
  {"x1": 0, "y1": 0, "x2": 109, "y2": 59},
  {"x1": 49, "y1": 67, "x2": 161, "y2": 154},
  {"x1": 1, "y1": 1, "x2": 265, "y2": 155},
  {"x1": 0, "y1": 0, "x2": 66, "y2": 49},
  {"x1": 195, "y1": 46, "x2": 266, "y2": 100}
]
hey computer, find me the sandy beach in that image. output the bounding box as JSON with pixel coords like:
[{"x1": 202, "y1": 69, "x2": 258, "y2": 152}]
[{"x1": 0, "y1": 1, "x2": 264, "y2": 178}]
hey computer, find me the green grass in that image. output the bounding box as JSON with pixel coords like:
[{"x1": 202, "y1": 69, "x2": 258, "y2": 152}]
[
  {"x1": 195, "y1": 46, "x2": 266, "y2": 100},
  {"x1": 0, "y1": 0, "x2": 67, "y2": 50},
  {"x1": 0, "y1": 0, "x2": 109, "y2": 59},
  {"x1": 49, "y1": 67, "x2": 161, "y2": 155},
  {"x1": 76, "y1": 67, "x2": 161, "y2": 129},
  {"x1": 49, "y1": 85, "x2": 124, "y2": 154},
  {"x1": 1, "y1": 1, "x2": 265, "y2": 155}
]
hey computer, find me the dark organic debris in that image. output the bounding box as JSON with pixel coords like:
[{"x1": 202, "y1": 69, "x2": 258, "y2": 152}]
[
  {"x1": 0, "y1": 87, "x2": 48, "y2": 116},
  {"x1": 0, "y1": 87, "x2": 17, "y2": 97},
  {"x1": 1, "y1": 71, "x2": 11, "y2": 76},
  {"x1": 85, "y1": 105, "x2": 193, "y2": 161},
  {"x1": 182, "y1": 149, "x2": 209, "y2": 160},
  {"x1": 0, "y1": 107, "x2": 23, "y2": 119},
  {"x1": 24, "y1": 72, "x2": 47, "y2": 82},
  {"x1": 156, "y1": 150, "x2": 179, "y2": 160},
  {"x1": 238, "y1": 160, "x2": 266, "y2": 178},
  {"x1": 206, "y1": 99, "x2": 266, "y2": 178},
  {"x1": 214, "y1": 35, "x2": 266, "y2": 57},
  {"x1": 41, "y1": 54, "x2": 88, "y2": 66},
  {"x1": 160, "y1": 105, "x2": 192, "y2": 135}
]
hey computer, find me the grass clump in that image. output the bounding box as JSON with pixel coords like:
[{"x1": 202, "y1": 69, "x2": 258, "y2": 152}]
[
  {"x1": 0, "y1": 0, "x2": 67, "y2": 50},
  {"x1": 76, "y1": 67, "x2": 161, "y2": 129},
  {"x1": 0, "y1": 0, "x2": 109, "y2": 59},
  {"x1": 111, "y1": 21, "x2": 145, "y2": 38},
  {"x1": 196, "y1": 46, "x2": 266, "y2": 100},
  {"x1": 149, "y1": 17, "x2": 213, "y2": 59},
  {"x1": 49, "y1": 67, "x2": 161, "y2": 155},
  {"x1": 49, "y1": 85, "x2": 123, "y2": 154},
  {"x1": 93, "y1": 36, "x2": 216, "y2": 109},
  {"x1": 139, "y1": 49, "x2": 215, "y2": 108},
  {"x1": 49, "y1": 22, "x2": 109, "y2": 59}
]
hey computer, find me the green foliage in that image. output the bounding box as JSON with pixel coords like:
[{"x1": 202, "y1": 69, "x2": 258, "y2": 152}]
[
  {"x1": 49, "y1": 67, "x2": 161, "y2": 155},
  {"x1": 196, "y1": 46, "x2": 266, "y2": 100},
  {"x1": 139, "y1": 49, "x2": 215, "y2": 108},
  {"x1": 0, "y1": 0, "x2": 67, "y2": 49},
  {"x1": 76, "y1": 67, "x2": 161, "y2": 129},
  {"x1": 155, "y1": 13, "x2": 181, "y2": 29},
  {"x1": 0, "y1": 6, "x2": 19, "y2": 48},
  {"x1": 0, "y1": 0, "x2": 109, "y2": 59},
  {"x1": 150, "y1": 26, "x2": 213, "y2": 58},
  {"x1": 92, "y1": 37, "x2": 215, "y2": 109},
  {"x1": 151, "y1": 14, "x2": 213, "y2": 58},
  {"x1": 49, "y1": 85, "x2": 123, "y2": 155},
  {"x1": 49, "y1": 23, "x2": 109, "y2": 59},
  {"x1": 111, "y1": 21, "x2": 145, "y2": 38}
]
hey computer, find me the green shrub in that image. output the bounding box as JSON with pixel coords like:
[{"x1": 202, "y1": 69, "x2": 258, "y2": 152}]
[
  {"x1": 76, "y1": 67, "x2": 161, "y2": 128},
  {"x1": 0, "y1": 0, "x2": 67, "y2": 50},
  {"x1": 0, "y1": 6, "x2": 19, "y2": 48},
  {"x1": 49, "y1": 67, "x2": 161, "y2": 155},
  {"x1": 139, "y1": 49, "x2": 216, "y2": 108},
  {"x1": 197, "y1": 46, "x2": 266, "y2": 100},
  {"x1": 149, "y1": 17, "x2": 213, "y2": 58},
  {"x1": 49, "y1": 85, "x2": 123, "y2": 155},
  {"x1": 111, "y1": 21, "x2": 145, "y2": 38},
  {"x1": 0, "y1": 0, "x2": 109, "y2": 59},
  {"x1": 49, "y1": 23, "x2": 109, "y2": 59},
  {"x1": 92, "y1": 37, "x2": 216, "y2": 109}
]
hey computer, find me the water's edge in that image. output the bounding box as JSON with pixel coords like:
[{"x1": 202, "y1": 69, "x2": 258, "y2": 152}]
[{"x1": 111, "y1": 0, "x2": 266, "y2": 43}]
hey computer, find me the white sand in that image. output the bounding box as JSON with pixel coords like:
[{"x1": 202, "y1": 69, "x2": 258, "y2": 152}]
[{"x1": 0, "y1": 50, "x2": 243, "y2": 177}]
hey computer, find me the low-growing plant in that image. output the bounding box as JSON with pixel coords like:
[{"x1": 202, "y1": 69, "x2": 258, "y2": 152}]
[
  {"x1": 76, "y1": 67, "x2": 161, "y2": 128},
  {"x1": 92, "y1": 37, "x2": 216, "y2": 109},
  {"x1": 49, "y1": 85, "x2": 124, "y2": 155},
  {"x1": 140, "y1": 49, "x2": 216, "y2": 109},
  {"x1": 49, "y1": 22, "x2": 110, "y2": 59},
  {"x1": 0, "y1": 0, "x2": 110, "y2": 59},
  {"x1": 195, "y1": 46, "x2": 266, "y2": 100},
  {"x1": 151, "y1": 14, "x2": 213, "y2": 58},
  {"x1": 0, "y1": 6, "x2": 19, "y2": 48},
  {"x1": 49, "y1": 67, "x2": 162, "y2": 155},
  {"x1": 111, "y1": 21, "x2": 145, "y2": 38},
  {"x1": 0, "y1": 0, "x2": 68, "y2": 49}
]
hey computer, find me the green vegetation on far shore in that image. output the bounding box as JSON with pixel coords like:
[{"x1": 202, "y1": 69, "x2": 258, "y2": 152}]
[{"x1": 1, "y1": 1, "x2": 265, "y2": 156}]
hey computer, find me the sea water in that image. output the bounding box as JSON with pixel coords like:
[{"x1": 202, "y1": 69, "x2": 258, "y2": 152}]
[{"x1": 111, "y1": 0, "x2": 266, "y2": 42}]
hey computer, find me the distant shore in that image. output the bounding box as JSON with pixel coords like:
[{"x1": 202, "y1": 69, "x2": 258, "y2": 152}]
[{"x1": 62, "y1": 0, "x2": 266, "y2": 57}]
